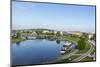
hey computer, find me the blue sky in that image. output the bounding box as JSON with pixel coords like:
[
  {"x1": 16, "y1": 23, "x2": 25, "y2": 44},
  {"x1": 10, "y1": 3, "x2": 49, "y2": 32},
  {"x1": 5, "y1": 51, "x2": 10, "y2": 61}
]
[{"x1": 12, "y1": 1, "x2": 96, "y2": 33}]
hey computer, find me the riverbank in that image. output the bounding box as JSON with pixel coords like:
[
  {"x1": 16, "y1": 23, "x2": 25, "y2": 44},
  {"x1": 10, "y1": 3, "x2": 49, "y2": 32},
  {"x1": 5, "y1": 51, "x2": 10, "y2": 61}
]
[
  {"x1": 12, "y1": 38, "x2": 25, "y2": 43},
  {"x1": 42, "y1": 49, "x2": 79, "y2": 64},
  {"x1": 11, "y1": 34, "x2": 80, "y2": 43},
  {"x1": 43, "y1": 42, "x2": 94, "y2": 64},
  {"x1": 11, "y1": 34, "x2": 95, "y2": 64}
]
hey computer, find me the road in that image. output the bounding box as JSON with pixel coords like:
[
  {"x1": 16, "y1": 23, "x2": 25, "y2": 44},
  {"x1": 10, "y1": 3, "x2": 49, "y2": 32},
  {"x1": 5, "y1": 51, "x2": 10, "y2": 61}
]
[
  {"x1": 89, "y1": 40, "x2": 95, "y2": 46},
  {"x1": 72, "y1": 40, "x2": 94, "y2": 62},
  {"x1": 42, "y1": 40, "x2": 95, "y2": 63}
]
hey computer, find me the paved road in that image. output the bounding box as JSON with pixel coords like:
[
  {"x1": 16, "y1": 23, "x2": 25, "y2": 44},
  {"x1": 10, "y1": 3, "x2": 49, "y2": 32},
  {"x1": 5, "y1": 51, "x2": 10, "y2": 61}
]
[
  {"x1": 43, "y1": 40, "x2": 95, "y2": 63},
  {"x1": 89, "y1": 40, "x2": 95, "y2": 46},
  {"x1": 42, "y1": 49, "x2": 79, "y2": 64},
  {"x1": 72, "y1": 41, "x2": 94, "y2": 62}
]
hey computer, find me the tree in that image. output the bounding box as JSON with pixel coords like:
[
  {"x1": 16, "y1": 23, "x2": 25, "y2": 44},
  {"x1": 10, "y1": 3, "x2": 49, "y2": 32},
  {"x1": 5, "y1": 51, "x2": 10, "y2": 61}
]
[
  {"x1": 56, "y1": 31, "x2": 61, "y2": 36},
  {"x1": 90, "y1": 34, "x2": 96, "y2": 41},
  {"x1": 56, "y1": 39, "x2": 60, "y2": 44},
  {"x1": 82, "y1": 33, "x2": 88, "y2": 40},
  {"x1": 77, "y1": 36, "x2": 86, "y2": 50},
  {"x1": 51, "y1": 32, "x2": 55, "y2": 35},
  {"x1": 35, "y1": 31, "x2": 42, "y2": 35},
  {"x1": 16, "y1": 32, "x2": 21, "y2": 38}
]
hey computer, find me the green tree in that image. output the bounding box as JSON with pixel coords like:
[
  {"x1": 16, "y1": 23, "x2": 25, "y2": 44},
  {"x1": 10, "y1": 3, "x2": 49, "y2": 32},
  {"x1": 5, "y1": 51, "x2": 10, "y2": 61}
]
[
  {"x1": 77, "y1": 36, "x2": 86, "y2": 50},
  {"x1": 82, "y1": 33, "x2": 88, "y2": 40},
  {"x1": 16, "y1": 32, "x2": 21, "y2": 38},
  {"x1": 51, "y1": 32, "x2": 55, "y2": 35},
  {"x1": 36, "y1": 31, "x2": 42, "y2": 35},
  {"x1": 56, "y1": 31, "x2": 61, "y2": 36}
]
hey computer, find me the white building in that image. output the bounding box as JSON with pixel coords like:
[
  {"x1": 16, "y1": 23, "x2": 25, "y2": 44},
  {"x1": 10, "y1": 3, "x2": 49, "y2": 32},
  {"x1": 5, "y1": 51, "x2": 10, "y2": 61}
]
[
  {"x1": 42, "y1": 30, "x2": 50, "y2": 33},
  {"x1": 54, "y1": 31, "x2": 57, "y2": 34},
  {"x1": 60, "y1": 31, "x2": 63, "y2": 35},
  {"x1": 21, "y1": 31, "x2": 37, "y2": 39},
  {"x1": 88, "y1": 34, "x2": 93, "y2": 39}
]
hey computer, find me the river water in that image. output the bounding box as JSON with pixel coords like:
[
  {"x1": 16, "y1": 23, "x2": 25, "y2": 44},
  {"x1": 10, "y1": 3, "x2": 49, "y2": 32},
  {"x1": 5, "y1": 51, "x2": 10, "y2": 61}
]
[{"x1": 12, "y1": 39, "x2": 65, "y2": 65}]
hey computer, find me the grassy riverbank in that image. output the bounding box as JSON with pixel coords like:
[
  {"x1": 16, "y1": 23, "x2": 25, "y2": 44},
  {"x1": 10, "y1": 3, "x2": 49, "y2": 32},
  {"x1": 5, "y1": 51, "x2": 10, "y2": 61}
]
[{"x1": 12, "y1": 38, "x2": 25, "y2": 43}]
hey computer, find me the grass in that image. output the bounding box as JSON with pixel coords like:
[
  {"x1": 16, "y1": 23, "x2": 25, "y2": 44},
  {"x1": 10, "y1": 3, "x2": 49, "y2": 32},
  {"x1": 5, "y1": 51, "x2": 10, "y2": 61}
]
[
  {"x1": 55, "y1": 59, "x2": 70, "y2": 63},
  {"x1": 76, "y1": 49, "x2": 88, "y2": 54},
  {"x1": 90, "y1": 45, "x2": 95, "y2": 55},
  {"x1": 66, "y1": 36, "x2": 79, "y2": 42},
  {"x1": 55, "y1": 55, "x2": 80, "y2": 63},
  {"x1": 12, "y1": 38, "x2": 25, "y2": 43},
  {"x1": 76, "y1": 42, "x2": 91, "y2": 54},
  {"x1": 80, "y1": 56, "x2": 94, "y2": 62},
  {"x1": 61, "y1": 35, "x2": 80, "y2": 44},
  {"x1": 91, "y1": 49, "x2": 95, "y2": 55},
  {"x1": 68, "y1": 55, "x2": 81, "y2": 60}
]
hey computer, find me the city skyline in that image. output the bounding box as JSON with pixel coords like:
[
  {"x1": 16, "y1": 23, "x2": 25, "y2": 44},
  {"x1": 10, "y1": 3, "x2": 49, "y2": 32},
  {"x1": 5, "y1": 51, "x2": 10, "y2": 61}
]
[{"x1": 12, "y1": 1, "x2": 96, "y2": 33}]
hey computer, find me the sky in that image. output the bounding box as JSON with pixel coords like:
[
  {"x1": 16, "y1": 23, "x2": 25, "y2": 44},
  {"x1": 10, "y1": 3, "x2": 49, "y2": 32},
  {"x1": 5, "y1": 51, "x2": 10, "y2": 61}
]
[{"x1": 12, "y1": 1, "x2": 96, "y2": 33}]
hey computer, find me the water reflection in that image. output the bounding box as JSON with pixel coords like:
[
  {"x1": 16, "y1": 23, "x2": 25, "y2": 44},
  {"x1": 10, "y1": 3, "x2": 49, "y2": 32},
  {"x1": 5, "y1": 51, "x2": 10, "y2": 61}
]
[
  {"x1": 56, "y1": 40, "x2": 61, "y2": 44},
  {"x1": 12, "y1": 39, "x2": 63, "y2": 65},
  {"x1": 16, "y1": 42, "x2": 21, "y2": 46}
]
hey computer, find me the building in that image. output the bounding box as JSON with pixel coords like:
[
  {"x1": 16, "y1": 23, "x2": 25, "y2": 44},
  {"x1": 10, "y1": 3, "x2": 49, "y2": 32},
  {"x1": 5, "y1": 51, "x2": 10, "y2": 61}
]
[
  {"x1": 88, "y1": 33, "x2": 94, "y2": 40},
  {"x1": 72, "y1": 31, "x2": 82, "y2": 36},
  {"x1": 54, "y1": 31, "x2": 57, "y2": 34},
  {"x1": 42, "y1": 30, "x2": 50, "y2": 33},
  {"x1": 66, "y1": 31, "x2": 82, "y2": 36},
  {"x1": 21, "y1": 31, "x2": 37, "y2": 39},
  {"x1": 60, "y1": 31, "x2": 63, "y2": 35},
  {"x1": 12, "y1": 30, "x2": 17, "y2": 37}
]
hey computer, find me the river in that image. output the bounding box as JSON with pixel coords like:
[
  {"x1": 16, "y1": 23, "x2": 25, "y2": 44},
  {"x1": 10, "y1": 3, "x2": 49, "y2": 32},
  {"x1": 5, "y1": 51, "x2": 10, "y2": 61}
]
[{"x1": 12, "y1": 39, "x2": 65, "y2": 65}]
